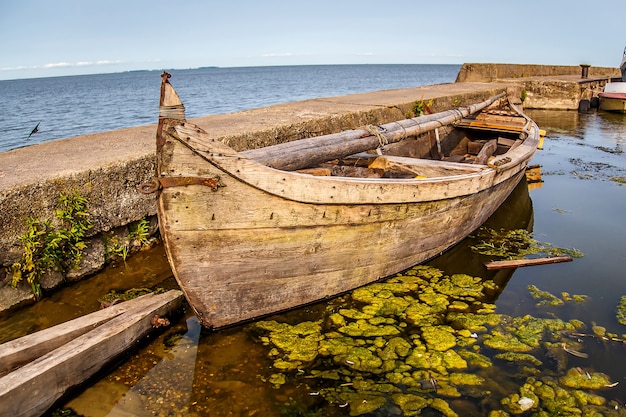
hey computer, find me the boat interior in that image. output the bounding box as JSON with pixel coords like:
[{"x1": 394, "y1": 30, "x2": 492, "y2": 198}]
[{"x1": 296, "y1": 109, "x2": 529, "y2": 179}]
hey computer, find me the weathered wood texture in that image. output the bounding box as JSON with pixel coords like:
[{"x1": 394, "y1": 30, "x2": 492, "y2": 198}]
[
  {"x1": 168, "y1": 123, "x2": 532, "y2": 204},
  {"x1": 474, "y1": 139, "x2": 498, "y2": 165},
  {"x1": 0, "y1": 296, "x2": 150, "y2": 377},
  {"x1": 484, "y1": 256, "x2": 573, "y2": 270},
  {"x1": 159, "y1": 169, "x2": 524, "y2": 328},
  {"x1": 0, "y1": 290, "x2": 184, "y2": 417}
]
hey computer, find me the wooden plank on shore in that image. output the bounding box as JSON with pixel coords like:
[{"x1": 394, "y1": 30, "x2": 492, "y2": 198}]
[
  {"x1": 0, "y1": 290, "x2": 184, "y2": 417},
  {"x1": 485, "y1": 256, "x2": 573, "y2": 270}
]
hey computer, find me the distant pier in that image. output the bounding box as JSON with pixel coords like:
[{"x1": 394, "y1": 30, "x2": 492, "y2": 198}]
[{"x1": 456, "y1": 63, "x2": 619, "y2": 111}]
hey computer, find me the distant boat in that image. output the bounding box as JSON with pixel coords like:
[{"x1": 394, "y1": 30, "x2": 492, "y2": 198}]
[
  {"x1": 599, "y1": 82, "x2": 626, "y2": 113},
  {"x1": 599, "y1": 47, "x2": 626, "y2": 113},
  {"x1": 150, "y1": 73, "x2": 540, "y2": 329},
  {"x1": 621, "y1": 45, "x2": 626, "y2": 82}
]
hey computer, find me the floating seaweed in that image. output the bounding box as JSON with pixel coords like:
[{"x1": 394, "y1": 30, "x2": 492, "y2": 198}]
[
  {"x1": 469, "y1": 227, "x2": 584, "y2": 260},
  {"x1": 527, "y1": 285, "x2": 588, "y2": 307},
  {"x1": 97, "y1": 287, "x2": 166, "y2": 307},
  {"x1": 617, "y1": 296, "x2": 626, "y2": 326},
  {"x1": 248, "y1": 265, "x2": 624, "y2": 416}
]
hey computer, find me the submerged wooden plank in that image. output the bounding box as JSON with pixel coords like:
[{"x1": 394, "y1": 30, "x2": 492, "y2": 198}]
[
  {"x1": 484, "y1": 256, "x2": 573, "y2": 270},
  {"x1": 0, "y1": 290, "x2": 184, "y2": 417},
  {"x1": 0, "y1": 293, "x2": 166, "y2": 377}
]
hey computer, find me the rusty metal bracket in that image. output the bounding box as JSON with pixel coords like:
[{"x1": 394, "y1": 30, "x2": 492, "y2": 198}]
[{"x1": 138, "y1": 176, "x2": 224, "y2": 194}]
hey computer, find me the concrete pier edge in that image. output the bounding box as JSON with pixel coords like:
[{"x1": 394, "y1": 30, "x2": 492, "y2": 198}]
[{"x1": 0, "y1": 63, "x2": 619, "y2": 313}]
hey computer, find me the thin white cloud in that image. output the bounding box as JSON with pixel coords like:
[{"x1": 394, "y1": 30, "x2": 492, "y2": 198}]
[
  {"x1": 0, "y1": 65, "x2": 31, "y2": 71},
  {"x1": 43, "y1": 62, "x2": 72, "y2": 68},
  {"x1": 262, "y1": 53, "x2": 294, "y2": 57},
  {"x1": 1, "y1": 60, "x2": 123, "y2": 71}
]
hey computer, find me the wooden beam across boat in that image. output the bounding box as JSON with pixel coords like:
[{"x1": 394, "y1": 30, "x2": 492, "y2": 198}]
[
  {"x1": 0, "y1": 290, "x2": 184, "y2": 417},
  {"x1": 241, "y1": 92, "x2": 506, "y2": 171}
]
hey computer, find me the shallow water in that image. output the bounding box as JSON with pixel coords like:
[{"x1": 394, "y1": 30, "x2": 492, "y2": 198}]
[{"x1": 2, "y1": 109, "x2": 626, "y2": 416}]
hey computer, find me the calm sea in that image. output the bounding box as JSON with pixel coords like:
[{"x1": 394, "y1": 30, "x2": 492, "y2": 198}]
[{"x1": 0, "y1": 64, "x2": 459, "y2": 153}]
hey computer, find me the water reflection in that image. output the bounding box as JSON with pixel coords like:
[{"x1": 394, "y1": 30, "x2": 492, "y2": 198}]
[
  {"x1": 427, "y1": 177, "x2": 534, "y2": 280},
  {"x1": 107, "y1": 317, "x2": 201, "y2": 416},
  {"x1": 526, "y1": 109, "x2": 582, "y2": 137}
]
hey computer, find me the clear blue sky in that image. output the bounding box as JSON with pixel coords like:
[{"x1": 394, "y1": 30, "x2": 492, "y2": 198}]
[{"x1": 1, "y1": 0, "x2": 624, "y2": 81}]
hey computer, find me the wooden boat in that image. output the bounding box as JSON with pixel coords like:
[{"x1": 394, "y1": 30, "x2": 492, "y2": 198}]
[
  {"x1": 0, "y1": 290, "x2": 183, "y2": 417},
  {"x1": 599, "y1": 81, "x2": 626, "y2": 113},
  {"x1": 150, "y1": 73, "x2": 539, "y2": 329}
]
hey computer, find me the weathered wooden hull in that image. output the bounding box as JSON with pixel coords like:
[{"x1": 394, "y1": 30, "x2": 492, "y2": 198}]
[
  {"x1": 0, "y1": 290, "x2": 183, "y2": 417},
  {"x1": 158, "y1": 168, "x2": 524, "y2": 328},
  {"x1": 154, "y1": 74, "x2": 539, "y2": 329}
]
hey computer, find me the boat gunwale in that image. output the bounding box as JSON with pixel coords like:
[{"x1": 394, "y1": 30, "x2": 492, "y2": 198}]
[{"x1": 598, "y1": 92, "x2": 626, "y2": 99}]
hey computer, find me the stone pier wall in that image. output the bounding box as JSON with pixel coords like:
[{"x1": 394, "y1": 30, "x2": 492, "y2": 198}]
[
  {"x1": 456, "y1": 63, "x2": 621, "y2": 110},
  {"x1": 456, "y1": 63, "x2": 619, "y2": 82}
]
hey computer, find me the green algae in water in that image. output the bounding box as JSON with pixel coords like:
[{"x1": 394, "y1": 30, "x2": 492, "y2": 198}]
[
  {"x1": 97, "y1": 287, "x2": 166, "y2": 305},
  {"x1": 617, "y1": 296, "x2": 626, "y2": 326},
  {"x1": 268, "y1": 373, "x2": 287, "y2": 388},
  {"x1": 470, "y1": 227, "x2": 584, "y2": 259},
  {"x1": 527, "y1": 284, "x2": 588, "y2": 307},
  {"x1": 495, "y1": 352, "x2": 542, "y2": 367},
  {"x1": 51, "y1": 409, "x2": 85, "y2": 417},
  {"x1": 528, "y1": 285, "x2": 564, "y2": 306},
  {"x1": 420, "y1": 325, "x2": 457, "y2": 351},
  {"x1": 247, "y1": 265, "x2": 622, "y2": 416},
  {"x1": 559, "y1": 368, "x2": 613, "y2": 390}
]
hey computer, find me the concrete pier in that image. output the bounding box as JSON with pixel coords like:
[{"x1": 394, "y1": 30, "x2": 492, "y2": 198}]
[
  {"x1": 0, "y1": 63, "x2": 619, "y2": 312},
  {"x1": 456, "y1": 63, "x2": 620, "y2": 110}
]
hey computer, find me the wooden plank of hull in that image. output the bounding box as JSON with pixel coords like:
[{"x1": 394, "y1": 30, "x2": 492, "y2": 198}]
[
  {"x1": 0, "y1": 290, "x2": 184, "y2": 417},
  {"x1": 158, "y1": 153, "x2": 525, "y2": 327}
]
